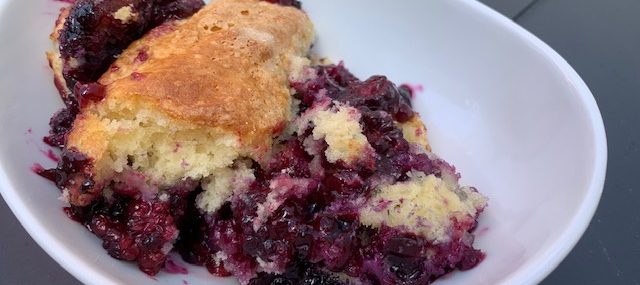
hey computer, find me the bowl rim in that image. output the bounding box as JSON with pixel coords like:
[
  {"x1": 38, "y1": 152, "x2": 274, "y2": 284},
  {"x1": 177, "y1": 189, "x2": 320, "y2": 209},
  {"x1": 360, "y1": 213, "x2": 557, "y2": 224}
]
[
  {"x1": 454, "y1": 1, "x2": 607, "y2": 285},
  {"x1": 0, "y1": 0, "x2": 607, "y2": 284}
]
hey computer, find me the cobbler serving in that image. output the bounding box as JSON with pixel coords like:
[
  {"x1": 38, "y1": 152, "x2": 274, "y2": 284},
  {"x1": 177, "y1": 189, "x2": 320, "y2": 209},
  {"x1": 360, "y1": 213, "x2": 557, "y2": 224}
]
[{"x1": 38, "y1": 0, "x2": 488, "y2": 284}]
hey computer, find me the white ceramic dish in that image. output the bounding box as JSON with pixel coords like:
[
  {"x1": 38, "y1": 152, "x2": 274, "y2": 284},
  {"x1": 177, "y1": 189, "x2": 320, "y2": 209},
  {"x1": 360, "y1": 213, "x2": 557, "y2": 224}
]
[{"x1": 0, "y1": 0, "x2": 607, "y2": 284}]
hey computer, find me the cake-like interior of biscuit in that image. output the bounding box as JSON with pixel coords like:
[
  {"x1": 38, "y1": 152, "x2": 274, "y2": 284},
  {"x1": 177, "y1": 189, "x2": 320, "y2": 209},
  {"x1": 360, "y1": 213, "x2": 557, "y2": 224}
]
[{"x1": 39, "y1": 0, "x2": 487, "y2": 283}]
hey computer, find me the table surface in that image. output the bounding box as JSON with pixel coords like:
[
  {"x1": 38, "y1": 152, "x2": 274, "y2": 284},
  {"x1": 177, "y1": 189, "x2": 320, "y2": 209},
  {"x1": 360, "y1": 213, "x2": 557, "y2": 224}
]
[{"x1": 2, "y1": 0, "x2": 639, "y2": 284}]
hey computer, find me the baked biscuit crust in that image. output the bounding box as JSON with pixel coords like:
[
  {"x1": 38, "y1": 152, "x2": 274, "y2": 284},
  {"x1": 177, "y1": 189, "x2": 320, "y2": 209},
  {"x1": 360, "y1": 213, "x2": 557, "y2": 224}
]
[{"x1": 97, "y1": 0, "x2": 314, "y2": 147}]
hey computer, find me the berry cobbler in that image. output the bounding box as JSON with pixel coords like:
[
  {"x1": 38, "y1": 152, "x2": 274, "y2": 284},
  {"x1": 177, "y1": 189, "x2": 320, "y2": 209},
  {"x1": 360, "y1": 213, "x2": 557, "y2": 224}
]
[{"x1": 39, "y1": 0, "x2": 488, "y2": 284}]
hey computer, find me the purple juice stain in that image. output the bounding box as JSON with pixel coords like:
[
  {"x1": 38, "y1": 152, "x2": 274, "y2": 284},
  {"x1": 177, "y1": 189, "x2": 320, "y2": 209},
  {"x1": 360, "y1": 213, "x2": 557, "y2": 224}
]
[
  {"x1": 477, "y1": 226, "x2": 490, "y2": 236},
  {"x1": 31, "y1": 163, "x2": 45, "y2": 174},
  {"x1": 131, "y1": 72, "x2": 145, "y2": 81},
  {"x1": 164, "y1": 257, "x2": 189, "y2": 274},
  {"x1": 400, "y1": 83, "x2": 424, "y2": 99},
  {"x1": 41, "y1": 149, "x2": 61, "y2": 162},
  {"x1": 135, "y1": 49, "x2": 150, "y2": 64}
]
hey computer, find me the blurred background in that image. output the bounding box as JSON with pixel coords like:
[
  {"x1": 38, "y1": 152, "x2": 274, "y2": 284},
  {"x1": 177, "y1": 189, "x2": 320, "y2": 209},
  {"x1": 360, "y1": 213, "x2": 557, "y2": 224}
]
[{"x1": 1, "y1": 0, "x2": 639, "y2": 284}]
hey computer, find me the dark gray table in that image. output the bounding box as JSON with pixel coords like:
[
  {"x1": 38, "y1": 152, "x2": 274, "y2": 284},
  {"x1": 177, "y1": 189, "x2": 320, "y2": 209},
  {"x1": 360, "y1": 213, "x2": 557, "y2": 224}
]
[{"x1": 2, "y1": 0, "x2": 639, "y2": 284}]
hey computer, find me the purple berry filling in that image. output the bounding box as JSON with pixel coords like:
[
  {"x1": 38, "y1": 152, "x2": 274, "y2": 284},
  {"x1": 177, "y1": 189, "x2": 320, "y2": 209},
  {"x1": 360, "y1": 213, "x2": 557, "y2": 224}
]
[
  {"x1": 41, "y1": 64, "x2": 485, "y2": 283},
  {"x1": 190, "y1": 64, "x2": 484, "y2": 284},
  {"x1": 40, "y1": 1, "x2": 485, "y2": 283}
]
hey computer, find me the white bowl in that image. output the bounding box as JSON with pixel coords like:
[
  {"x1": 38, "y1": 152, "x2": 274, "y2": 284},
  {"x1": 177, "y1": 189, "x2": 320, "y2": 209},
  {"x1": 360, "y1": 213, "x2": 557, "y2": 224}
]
[{"x1": 0, "y1": 0, "x2": 607, "y2": 284}]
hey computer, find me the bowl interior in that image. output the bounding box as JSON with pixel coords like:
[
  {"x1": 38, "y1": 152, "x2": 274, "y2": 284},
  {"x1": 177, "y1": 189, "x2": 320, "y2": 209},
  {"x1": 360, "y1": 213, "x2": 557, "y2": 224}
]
[{"x1": 0, "y1": 0, "x2": 605, "y2": 284}]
